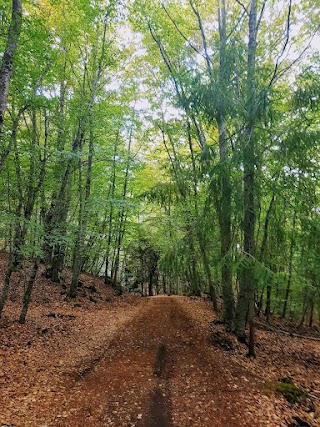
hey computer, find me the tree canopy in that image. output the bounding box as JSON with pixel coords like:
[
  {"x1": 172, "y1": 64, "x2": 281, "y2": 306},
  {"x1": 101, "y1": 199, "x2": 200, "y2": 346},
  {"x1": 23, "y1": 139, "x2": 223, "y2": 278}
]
[{"x1": 0, "y1": 0, "x2": 319, "y2": 354}]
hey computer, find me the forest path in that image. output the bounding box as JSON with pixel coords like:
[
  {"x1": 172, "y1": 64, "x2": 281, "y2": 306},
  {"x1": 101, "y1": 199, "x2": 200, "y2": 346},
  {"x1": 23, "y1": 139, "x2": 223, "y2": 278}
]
[{"x1": 50, "y1": 296, "x2": 268, "y2": 427}]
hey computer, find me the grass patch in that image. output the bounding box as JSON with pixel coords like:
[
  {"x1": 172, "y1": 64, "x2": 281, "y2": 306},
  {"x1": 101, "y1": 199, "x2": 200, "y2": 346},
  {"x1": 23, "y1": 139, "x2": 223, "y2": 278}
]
[{"x1": 276, "y1": 378, "x2": 308, "y2": 404}]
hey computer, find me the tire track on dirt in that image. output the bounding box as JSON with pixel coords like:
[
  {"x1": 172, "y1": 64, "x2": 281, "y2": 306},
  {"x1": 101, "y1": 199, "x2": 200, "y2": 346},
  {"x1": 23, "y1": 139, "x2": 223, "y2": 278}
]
[
  {"x1": 51, "y1": 297, "x2": 175, "y2": 426},
  {"x1": 49, "y1": 296, "x2": 268, "y2": 427}
]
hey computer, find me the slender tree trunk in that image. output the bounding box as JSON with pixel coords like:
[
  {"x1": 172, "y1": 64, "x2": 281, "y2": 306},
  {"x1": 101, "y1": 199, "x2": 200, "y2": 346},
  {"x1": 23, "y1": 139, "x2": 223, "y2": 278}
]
[
  {"x1": 49, "y1": 148, "x2": 76, "y2": 282},
  {"x1": 0, "y1": 150, "x2": 24, "y2": 315},
  {"x1": 258, "y1": 195, "x2": 275, "y2": 323},
  {"x1": 259, "y1": 196, "x2": 275, "y2": 260},
  {"x1": 265, "y1": 283, "x2": 271, "y2": 322},
  {"x1": 19, "y1": 258, "x2": 39, "y2": 324},
  {"x1": 201, "y1": 245, "x2": 218, "y2": 311},
  {"x1": 162, "y1": 275, "x2": 167, "y2": 294},
  {"x1": 0, "y1": 0, "x2": 22, "y2": 164},
  {"x1": 218, "y1": 0, "x2": 234, "y2": 327},
  {"x1": 186, "y1": 122, "x2": 218, "y2": 310},
  {"x1": 49, "y1": 16, "x2": 109, "y2": 282},
  {"x1": 149, "y1": 272, "x2": 154, "y2": 296},
  {"x1": 69, "y1": 116, "x2": 95, "y2": 297},
  {"x1": 282, "y1": 213, "x2": 296, "y2": 318},
  {"x1": 43, "y1": 76, "x2": 66, "y2": 274},
  {"x1": 189, "y1": 0, "x2": 234, "y2": 319},
  {"x1": 188, "y1": 235, "x2": 201, "y2": 296},
  {"x1": 234, "y1": 0, "x2": 258, "y2": 358},
  {"x1": 0, "y1": 209, "x2": 22, "y2": 317},
  {"x1": 0, "y1": 259, "x2": 18, "y2": 316},
  {"x1": 111, "y1": 126, "x2": 133, "y2": 291},
  {"x1": 0, "y1": 108, "x2": 46, "y2": 317},
  {"x1": 298, "y1": 298, "x2": 307, "y2": 328},
  {"x1": 256, "y1": 286, "x2": 264, "y2": 316},
  {"x1": 309, "y1": 297, "x2": 314, "y2": 328},
  {"x1": 104, "y1": 136, "x2": 118, "y2": 283},
  {"x1": 69, "y1": 156, "x2": 84, "y2": 297}
]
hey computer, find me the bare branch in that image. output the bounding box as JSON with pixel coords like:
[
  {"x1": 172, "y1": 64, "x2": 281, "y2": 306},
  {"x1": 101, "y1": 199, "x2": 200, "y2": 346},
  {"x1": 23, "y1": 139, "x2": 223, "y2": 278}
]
[
  {"x1": 161, "y1": 4, "x2": 203, "y2": 58},
  {"x1": 268, "y1": 0, "x2": 292, "y2": 88},
  {"x1": 271, "y1": 45, "x2": 308, "y2": 84},
  {"x1": 188, "y1": 0, "x2": 213, "y2": 78},
  {"x1": 234, "y1": 0, "x2": 249, "y2": 16},
  {"x1": 256, "y1": 0, "x2": 266, "y2": 32},
  {"x1": 226, "y1": 9, "x2": 246, "y2": 40},
  {"x1": 269, "y1": 22, "x2": 320, "y2": 87},
  {"x1": 148, "y1": 22, "x2": 183, "y2": 101},
  {"x1": 148, "y1": 19, "x2": 206, "y2": 150}
]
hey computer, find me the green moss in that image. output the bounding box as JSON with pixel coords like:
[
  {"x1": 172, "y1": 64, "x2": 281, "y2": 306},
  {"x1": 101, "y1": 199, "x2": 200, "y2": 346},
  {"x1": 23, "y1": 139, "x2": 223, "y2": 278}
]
[{"x1": 276, "y1": 378, "x2": 308, "y2": 404}]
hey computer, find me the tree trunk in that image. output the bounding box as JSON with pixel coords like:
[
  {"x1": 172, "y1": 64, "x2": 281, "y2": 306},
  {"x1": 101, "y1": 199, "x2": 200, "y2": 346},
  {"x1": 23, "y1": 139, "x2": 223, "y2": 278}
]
[
  {"x1": 162, "y1": 275, "x2": 167, "y2": 294},
  {"x1": 218, "y1": 0, "x2": 234, "y2": 327},
  {"x1": 0, "y1": 108, "x2": 46, "y2": 317},
  {"x1": 234, "y1": 0, "x2": 257, "y2": 359},
  {"x1": 48, "y1": 15, "x2": 109, "y2": 282},
  {"x1": 203, "y1": 248, "x2": 218, "y2": 311},
  {"x1": 309, "y1": 297, "x2": 314, "y2": 328},
  {"x1": 111, "y1": 125, "x2": 133, "y2": 292},
  {"x1": 69, "y1": 156, "x2": 84, "y2": 297},
  {"x1": 265, "y1": 283, "x2": 271, "y2": 322},
  {"x1": 186, "y1": 121, "x2": 218, "y2": 310},
  {"x1": 298, "y1": 300, "x2": 307, "y2": 328},
  {"x1": 43, "y1": 76, "x2": 66, "y2": 274},
  {"x1": 104, "y1": 134, "x2": 119, "y2": 283},
  {"x1": 19, "y1": 258, "x2": 39, "y2": 324},
  {"x1": 70, "y1": 116, "x2": 94, "y2": 297},
  {"x1": 256, "y1": 285, "x2": 265, "y2": 316},
  {"x1": 0, "y1": 0, "x2": 22, "y2": 155},
  {"x1": 282, "y1": 213, "x2": 296, "y2": 318},
  {"x1": 149, "y1": 272, "x2": 154, "y2": 296},
  {"x1": 0, "y1": 232, "x2": 21, "y2": 317}
]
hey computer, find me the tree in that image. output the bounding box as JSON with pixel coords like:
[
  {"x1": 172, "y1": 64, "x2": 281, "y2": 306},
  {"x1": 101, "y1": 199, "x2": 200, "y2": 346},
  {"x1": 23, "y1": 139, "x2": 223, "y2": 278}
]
[{"x1": 0, "y1": 0, "x2": 22, "y2": 170}]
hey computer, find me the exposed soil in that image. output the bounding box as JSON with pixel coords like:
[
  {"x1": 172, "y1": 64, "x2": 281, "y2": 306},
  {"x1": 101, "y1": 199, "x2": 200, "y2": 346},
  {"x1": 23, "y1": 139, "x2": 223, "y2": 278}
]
[
  {"x1": 0, "y1": 263, "x2": 319, "y2": 427},
  {"x1": 2, "y1": 296, "x2": 270, "y2": 427}
]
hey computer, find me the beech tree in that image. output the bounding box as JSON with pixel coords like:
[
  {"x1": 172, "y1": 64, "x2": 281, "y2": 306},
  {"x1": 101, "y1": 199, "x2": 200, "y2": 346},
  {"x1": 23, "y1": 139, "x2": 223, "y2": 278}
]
[
  {"x1": 0, "y1": 0, "x2": 319, "y2": 344},
  {"x1": 130, "y1": 0, "x2": 320, "y2": 354},
  {"x1": 0, "y1": 0, "x2": 22, "y2": 170}
]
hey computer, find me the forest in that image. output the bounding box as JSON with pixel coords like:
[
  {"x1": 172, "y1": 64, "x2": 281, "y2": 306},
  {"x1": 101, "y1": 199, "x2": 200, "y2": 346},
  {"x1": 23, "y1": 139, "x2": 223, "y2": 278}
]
[{"x1": 0, "y1": 0, "x2": 319, "y2": 426}]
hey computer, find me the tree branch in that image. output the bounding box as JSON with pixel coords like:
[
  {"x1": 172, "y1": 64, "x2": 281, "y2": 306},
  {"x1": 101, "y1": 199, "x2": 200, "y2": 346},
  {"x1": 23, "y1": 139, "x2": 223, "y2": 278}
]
[
  {"x1": 148, "y1": 22, "x2": 183, "y2": 102},
  {"x1": 188, "y1": 0, "x2": 213, "y2": 78},
  {"x1": 227, "y1": 10, "x2": 246, "y2": 40},
  {"x1": 269, "y1": 26, "x2": 319, "y2": 88},
  {"x1": 234, "y1": 0, "x2": 249, "y2": 16},
  {"x1": 268, "y1": 0, "x2": 292, "y2": 88},
  {"x1": 148, "y1": 20, "x2": 206, "y2": 149},
  {"x1": 256, "y1": 0, "x2": 266, "y2": 32},
  {"x1": 161, "y1": 4, "x2": 203, "y2": 58}
]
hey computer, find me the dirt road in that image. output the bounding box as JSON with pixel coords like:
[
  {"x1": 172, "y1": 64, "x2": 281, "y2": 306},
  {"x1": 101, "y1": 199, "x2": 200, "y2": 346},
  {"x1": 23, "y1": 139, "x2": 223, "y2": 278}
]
[{"x1": 45, "y1": 296, "x2": 272, "y2": 427}]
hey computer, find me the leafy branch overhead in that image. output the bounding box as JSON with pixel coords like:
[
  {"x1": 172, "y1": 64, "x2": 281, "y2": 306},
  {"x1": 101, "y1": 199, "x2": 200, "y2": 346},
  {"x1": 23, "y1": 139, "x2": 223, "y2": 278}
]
[{"x1": 0, "y1": 0, "x2": 319, "y2": 359}]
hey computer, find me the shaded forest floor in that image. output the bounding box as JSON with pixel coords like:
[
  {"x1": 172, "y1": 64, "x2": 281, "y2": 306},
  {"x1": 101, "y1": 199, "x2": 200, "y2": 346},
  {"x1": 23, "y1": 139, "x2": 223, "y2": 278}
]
[{"x1": 0, "y1": 256, "x2": 319, "y2": 426}]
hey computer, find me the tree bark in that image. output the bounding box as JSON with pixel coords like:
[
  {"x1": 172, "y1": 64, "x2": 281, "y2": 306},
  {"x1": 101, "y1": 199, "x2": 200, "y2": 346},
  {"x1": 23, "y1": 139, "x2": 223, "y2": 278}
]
[
  {"x1": 48, "y1": 15, "x2": 109, "y2": 282},
  {"x1": 234, "y1": 0, "x2": 258, "y2": 358},
  {"x1": 111, "y1": 125, "x2": 133, "y2": 292},
  {"x1": 265, "y1": 283, "x2": 271, "y2": 322},
  {"x1": 0, "y1": 107, "x2": 46, "y2": 317},
  {"x1": 282, "y1": 213, "x2": 296, "y2": 318},
  {"x1": 218, "y1": 0, "x2": 234, "y2": 326},
  {"x1": 309, "y1": 297, "x2": 314, "y2": 328},
  {"x1": 149, "y1": 272, "x2": 154, "y2": 296},
  {"x1": 70, "y1": 114, "x2": 95, "y2": 297},
  {"x1": 19, "y1": 258, "x2": 40, "y2": 324},
  {"x1": 0, "y1": 0, "x2": 22, "y2": 152},
  {"x1": 104, "y1": 134, "x2": 118, "y2": 283}
]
